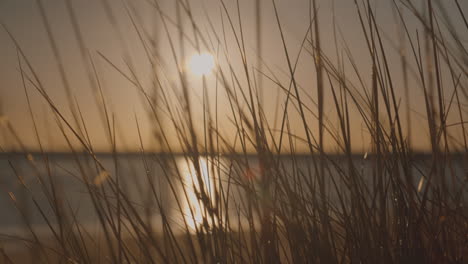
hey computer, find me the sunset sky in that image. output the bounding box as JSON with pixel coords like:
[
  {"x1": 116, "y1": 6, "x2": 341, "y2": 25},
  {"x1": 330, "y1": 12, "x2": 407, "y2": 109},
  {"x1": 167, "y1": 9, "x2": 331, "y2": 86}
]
[{"x1": 0, "y1": 0, "x2": 466, "y2": 153}]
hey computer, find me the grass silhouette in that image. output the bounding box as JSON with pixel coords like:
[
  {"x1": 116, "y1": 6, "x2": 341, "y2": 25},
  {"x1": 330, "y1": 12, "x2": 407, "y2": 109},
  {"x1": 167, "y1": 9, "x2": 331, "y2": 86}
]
[{"x1": 0, "y1": 0, "x2": 467, "y2": 263}]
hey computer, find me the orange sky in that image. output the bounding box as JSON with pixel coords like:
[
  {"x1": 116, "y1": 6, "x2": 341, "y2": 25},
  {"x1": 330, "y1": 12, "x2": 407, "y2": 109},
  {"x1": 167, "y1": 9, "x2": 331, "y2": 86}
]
[{"x1": 0, "y1": 0, "x2": 467, "y2": 153}]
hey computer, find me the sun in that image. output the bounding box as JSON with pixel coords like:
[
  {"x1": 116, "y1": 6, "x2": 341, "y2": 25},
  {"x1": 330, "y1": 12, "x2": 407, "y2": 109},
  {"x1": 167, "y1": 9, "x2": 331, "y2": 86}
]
[{"x1": 188, "y1": 52, "x2": 215, "y2": 76}]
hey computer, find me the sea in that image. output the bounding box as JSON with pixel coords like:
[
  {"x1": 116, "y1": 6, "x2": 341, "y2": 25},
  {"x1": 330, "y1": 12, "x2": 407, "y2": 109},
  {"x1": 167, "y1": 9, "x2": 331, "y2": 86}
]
[{"x1": 0, "y1": 152, "x2": 466, "y2": 241}]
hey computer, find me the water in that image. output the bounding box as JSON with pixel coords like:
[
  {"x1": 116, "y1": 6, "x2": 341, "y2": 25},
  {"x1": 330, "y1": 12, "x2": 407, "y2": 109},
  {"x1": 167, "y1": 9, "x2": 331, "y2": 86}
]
[
  {"x1": 0, "y1": 152, "x2": 466, "y2": 238},
  {"x1": 0, "y1": 153, "x2": 252, "y2": 236}
]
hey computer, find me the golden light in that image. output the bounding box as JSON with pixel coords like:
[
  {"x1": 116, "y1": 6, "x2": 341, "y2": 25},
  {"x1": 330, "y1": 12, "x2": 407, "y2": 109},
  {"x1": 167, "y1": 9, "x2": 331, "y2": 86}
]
[
  {"x1": 188, "y1": 52, "x2": 215, "y2": 76},
  {"x1": 178, "y1": 157, "x2": 218, "y2": 232}
]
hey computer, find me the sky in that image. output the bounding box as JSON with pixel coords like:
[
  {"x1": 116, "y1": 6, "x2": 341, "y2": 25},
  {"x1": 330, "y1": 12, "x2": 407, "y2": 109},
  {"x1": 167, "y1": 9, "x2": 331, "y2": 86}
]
[{"x1": 0, "y1": 0, "x2": 467, "y2": 153}]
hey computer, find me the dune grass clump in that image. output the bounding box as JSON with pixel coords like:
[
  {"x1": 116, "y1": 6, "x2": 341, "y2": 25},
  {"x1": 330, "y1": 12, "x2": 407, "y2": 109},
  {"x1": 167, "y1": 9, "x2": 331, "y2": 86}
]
[{"x1": 0, "y1": 0, "x2": 467, "y2": 263}]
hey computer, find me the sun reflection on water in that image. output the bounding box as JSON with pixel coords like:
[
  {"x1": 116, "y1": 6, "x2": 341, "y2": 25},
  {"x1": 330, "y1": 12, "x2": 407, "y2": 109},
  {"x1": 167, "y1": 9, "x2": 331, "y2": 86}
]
[{"x1": 177, "y1": 157, "x2": 218, "y2": 232}]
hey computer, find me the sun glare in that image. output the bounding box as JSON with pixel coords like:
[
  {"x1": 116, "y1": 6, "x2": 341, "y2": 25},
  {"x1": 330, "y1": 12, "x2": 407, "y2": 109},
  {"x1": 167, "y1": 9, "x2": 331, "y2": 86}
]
[{"x1": 188, "y1": 53, "x2": 215, "y2": 76}]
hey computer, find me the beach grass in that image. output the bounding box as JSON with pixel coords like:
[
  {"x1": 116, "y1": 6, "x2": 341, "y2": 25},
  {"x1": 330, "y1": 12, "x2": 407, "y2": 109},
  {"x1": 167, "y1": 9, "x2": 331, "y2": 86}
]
[{"x1": 0, "y1": 0, "x2": 467, "y2": 263}]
